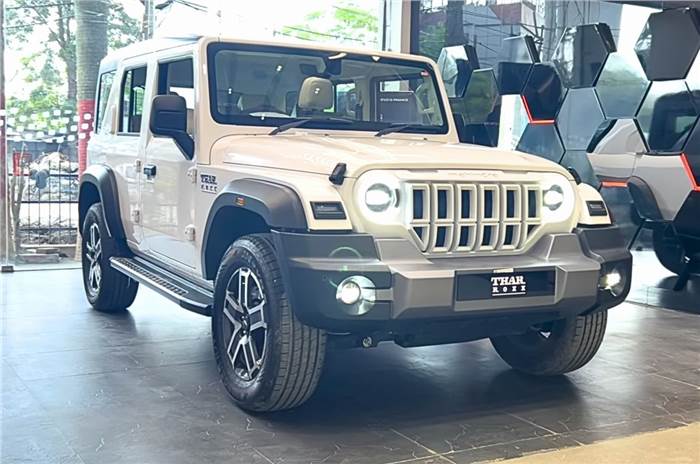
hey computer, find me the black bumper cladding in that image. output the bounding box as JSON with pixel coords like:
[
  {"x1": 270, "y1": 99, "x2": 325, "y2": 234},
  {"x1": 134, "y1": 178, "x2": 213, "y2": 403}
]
[{"x1": 273, "y1": 225, "x2": 632, "y2": 335}]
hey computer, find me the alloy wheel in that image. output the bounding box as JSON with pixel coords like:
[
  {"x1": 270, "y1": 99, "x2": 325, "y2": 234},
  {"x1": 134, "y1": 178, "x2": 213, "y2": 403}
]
[
  {"x1": 223, "y1": 267, "x2": 268, "y2": 381},
  {"x1": 85, "y1": 222, "x2": 102, "y2": 296}
]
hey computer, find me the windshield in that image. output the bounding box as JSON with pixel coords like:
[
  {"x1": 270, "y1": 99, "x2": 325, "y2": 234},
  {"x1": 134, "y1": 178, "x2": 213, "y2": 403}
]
[{"x1": 207, "y1": 43, "x2": 448, "y2": 135}]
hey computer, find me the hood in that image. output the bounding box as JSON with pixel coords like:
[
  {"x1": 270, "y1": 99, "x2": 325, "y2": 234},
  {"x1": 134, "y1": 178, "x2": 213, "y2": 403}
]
[{"x1": 212, "y1": 133, "x2": 570, "y2": 178}]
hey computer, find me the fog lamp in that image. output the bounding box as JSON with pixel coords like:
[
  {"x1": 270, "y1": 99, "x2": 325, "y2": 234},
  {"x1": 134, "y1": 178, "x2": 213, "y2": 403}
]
[
  {"x1": 600, "y1": 270, "x2": 624, "y2": 296},
  {"x1": 337, "y1": 280, "x2": 362, "y2": 305},
  {"x1": 335, "y1": 276, "x2": 376, "y2": 316}
]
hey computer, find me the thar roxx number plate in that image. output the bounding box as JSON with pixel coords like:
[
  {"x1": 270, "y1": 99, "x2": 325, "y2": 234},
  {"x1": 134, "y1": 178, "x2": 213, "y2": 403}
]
[{"x1": 455, "y1": 269, "x2": 556, "y2": 301}]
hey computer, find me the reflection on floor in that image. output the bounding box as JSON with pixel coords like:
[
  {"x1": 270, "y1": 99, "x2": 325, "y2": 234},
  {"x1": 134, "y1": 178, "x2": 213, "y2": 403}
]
[
  {"x1": 629, "y1": 250, "x2": 700, "y2": 315},
  {"x1": 1, "y1": 270, "x2": 699, "y2": 464},
  {"x1": 498, "y1": 423, "x2": 700, "y2": 464}
]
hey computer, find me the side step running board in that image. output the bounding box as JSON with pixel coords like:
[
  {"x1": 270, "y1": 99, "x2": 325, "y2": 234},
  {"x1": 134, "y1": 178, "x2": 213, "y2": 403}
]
[{"x1": 111, "y1": 257, "x2": 213, "y2": 316}]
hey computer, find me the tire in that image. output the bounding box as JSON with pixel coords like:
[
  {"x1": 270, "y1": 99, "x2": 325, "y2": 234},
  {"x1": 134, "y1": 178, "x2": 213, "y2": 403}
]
[
  {"x1": 212, "y1": 234, "x2": 326, "y2": 412},
  {"x1": 652, "y1": 225, "x2": 696, "y2": 275},
  {"x1": 81, "y1": 203, "x2": 138, "y2": 312},
  {"x1": 491, "y1": 311, "x2": 608, "y2": 376}
]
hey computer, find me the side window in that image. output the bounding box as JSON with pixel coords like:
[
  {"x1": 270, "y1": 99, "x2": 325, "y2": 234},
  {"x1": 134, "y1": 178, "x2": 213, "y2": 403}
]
[
  {"x1": 119, "y1": 66, "x2": 147, "y2": 133},
  {"x1": 158, "y1": 58, "x2": 194, "y2": 134},
  {"x1": 95, "y1": 71, "x2": 115, "y2": 133}
]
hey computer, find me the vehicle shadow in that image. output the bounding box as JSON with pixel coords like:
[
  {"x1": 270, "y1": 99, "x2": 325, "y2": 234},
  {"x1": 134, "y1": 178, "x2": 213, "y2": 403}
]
[{"x1": 264, "y1": 344, "x2": 583, "y2": 428}]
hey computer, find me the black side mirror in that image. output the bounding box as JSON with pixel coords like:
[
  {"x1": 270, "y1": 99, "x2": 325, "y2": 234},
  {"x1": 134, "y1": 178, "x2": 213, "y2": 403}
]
[{"x1": 149, "y1": 95, "x2": 194, "y2": 159}]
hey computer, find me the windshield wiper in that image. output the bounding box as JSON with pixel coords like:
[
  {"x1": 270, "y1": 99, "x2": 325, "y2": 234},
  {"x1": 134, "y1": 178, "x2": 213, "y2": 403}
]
[
  {"x1": 374, "y1": 123, "x2": 426, "y2": 137},
  {"x1": 269, "y1": 117, "x2": 353, "y2": 135}
]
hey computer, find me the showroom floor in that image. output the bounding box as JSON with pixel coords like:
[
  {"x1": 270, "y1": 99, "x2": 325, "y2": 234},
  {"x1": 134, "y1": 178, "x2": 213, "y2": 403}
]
[{"x1": 1, "y1": 266, "x2": 699, "y2": 464}]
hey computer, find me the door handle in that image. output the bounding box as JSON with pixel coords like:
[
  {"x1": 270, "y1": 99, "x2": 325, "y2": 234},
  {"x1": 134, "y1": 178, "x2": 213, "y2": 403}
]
[{"x1": 143, "y1": 164, "x2": 157, "y2": 179}]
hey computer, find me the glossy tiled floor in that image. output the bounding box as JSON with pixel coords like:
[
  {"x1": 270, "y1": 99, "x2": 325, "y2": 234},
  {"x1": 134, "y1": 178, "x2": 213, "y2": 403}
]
[{"x1": 1, "y1": 268, "x2": 699, "y2": 464}]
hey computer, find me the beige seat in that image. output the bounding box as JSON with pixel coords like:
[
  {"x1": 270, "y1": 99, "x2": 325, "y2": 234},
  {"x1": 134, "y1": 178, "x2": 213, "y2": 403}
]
[{"x1": 297, "y1": 76, "x2": 333, "y2": 117}]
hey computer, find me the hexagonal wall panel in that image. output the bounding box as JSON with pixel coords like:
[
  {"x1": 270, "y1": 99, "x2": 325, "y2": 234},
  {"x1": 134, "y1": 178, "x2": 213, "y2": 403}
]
[
  {"x1": 516, "y1": 123, "x2": 565, "y2": 163},
  {"x1": 560, "y1": 150, "x2": 599, "y2": 187},
  {"x1": 498, "y1": 94, "x2": 530, "y2": 150},
  {"x1": 556, "y1": 88, "x2": 605, "y2": 150},
  {"x1": 684, "y1": 54, "x2": 700, "y2": 109},
  {"x1": 437, "y1": 44, "x2": 480, "y2": 98},
  {"x1": 495, "y1": 35, "x2": 539, "y2": 95},
  {"x1": 595, "y1": 50, "x2": 650, "y2": 119},
  {"x1": 634, "y1": 8, "x2": 700, "y2": 82},
  {"x1": 457, "y1": 123, "x2": 499, "y2": 147},
  {"x1": 587, "y1": 119, "x2": 646, "y2": 181},
  {"x1": 521, "y1": 63, "x2": 565, "y2": 122},
  {"x1": 636, "y1": 80, "x2": 698, "y2": 152},
  {"x1": 450, "y1": 69, "x2": 500, "y2": 124},
  {"x1": 589, "y1": 119, "x2": 647, "y2": 154},
  {"x1": 681, "y1": 119, "x2": 700, "y2": 187},
  {"x1": 552, "y1": 23, "x2": 615, "y2": 89}
]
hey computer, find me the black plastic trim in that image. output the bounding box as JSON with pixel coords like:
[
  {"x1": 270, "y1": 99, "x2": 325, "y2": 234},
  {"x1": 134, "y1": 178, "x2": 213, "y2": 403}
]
[
  {"x1": 79, "y1": 164, "x2": 126, "y2": 239},
  {"x1": 575, "y1": 225, "x2": 633, "y2": 313},
  {"x1": 673, "y1": 190, "x2": 700, "y2": 242},
  {"x1": 200, "y1": 179, "x2": 308, "y2": 280},
  {"x1": 586, "y1": 200, "x2": 608, "y2": 217},
  {"x1": 627, "y1": 176, "x2": 664, "y2": 222},
  {"x1": 311, "y1": 202, "x2": 346, "y2": 220}
]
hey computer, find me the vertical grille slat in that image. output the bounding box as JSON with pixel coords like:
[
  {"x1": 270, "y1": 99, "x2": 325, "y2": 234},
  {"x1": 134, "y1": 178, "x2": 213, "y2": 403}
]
[{"x1": 408, "y1": 180, "x2": 541, "y2": 254}]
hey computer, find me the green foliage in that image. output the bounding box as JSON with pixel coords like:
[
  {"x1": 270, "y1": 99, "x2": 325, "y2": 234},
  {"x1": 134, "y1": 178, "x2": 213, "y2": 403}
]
[
  {"x1": 280, "y1": 1, "x2": 379, "y2": 47},
  {"x1": 6, "y1": 53, "x2": 73, "y2": 132},
  {"x1": 419, "y1": 23, "x2": 447, "y2": 62},
  {"x1": 5, "y1": 0, "x2": 141, "y2": 126}
]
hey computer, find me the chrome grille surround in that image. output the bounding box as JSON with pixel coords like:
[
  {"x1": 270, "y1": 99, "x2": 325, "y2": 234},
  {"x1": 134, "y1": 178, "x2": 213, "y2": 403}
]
[{"x1": 407, "y1": 181, "x2": 543, "y2": 254}]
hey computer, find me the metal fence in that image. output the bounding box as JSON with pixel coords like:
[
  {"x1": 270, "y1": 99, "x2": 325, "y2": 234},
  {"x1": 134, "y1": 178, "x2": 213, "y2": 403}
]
[{"x1": 7, "y1": 145, "x2": 79, "y2": 262}]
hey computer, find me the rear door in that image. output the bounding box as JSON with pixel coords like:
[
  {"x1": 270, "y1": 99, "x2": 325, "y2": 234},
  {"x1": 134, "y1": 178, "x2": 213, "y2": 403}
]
[{"x1": 89, "y1": 61, "x2": 149, "y2": 249}]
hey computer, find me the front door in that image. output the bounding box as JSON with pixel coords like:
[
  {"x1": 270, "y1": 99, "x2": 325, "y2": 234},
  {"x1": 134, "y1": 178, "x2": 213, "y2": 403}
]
[{"x1": 141, "y1": 57, "x2": 197, "y2": 268}]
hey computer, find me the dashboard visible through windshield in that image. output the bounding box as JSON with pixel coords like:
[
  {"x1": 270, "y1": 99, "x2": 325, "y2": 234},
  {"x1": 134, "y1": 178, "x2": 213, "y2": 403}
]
[{"x1": 206, "y1": 42, "x2": 449, "y2": 135}]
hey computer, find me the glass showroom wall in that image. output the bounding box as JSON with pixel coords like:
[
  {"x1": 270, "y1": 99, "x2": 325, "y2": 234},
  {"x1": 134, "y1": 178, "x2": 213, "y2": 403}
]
[{"x1": 411, "y1": 0, "x2": 700, "y2": 308}]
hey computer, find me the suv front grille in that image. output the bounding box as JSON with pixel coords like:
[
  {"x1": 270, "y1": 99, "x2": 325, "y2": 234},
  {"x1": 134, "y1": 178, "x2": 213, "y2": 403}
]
[{"x1": 408, "y1": 182, "x2": 542, "y2": 254}]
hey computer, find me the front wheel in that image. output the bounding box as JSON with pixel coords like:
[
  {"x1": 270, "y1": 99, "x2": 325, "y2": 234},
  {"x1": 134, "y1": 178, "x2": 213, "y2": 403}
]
[
  {"x1": 212, "y1": 234, "x2": 326, "y2": 412},
  {"x1": 491, "y1": 311, "x2": 607, "y2": 376}
]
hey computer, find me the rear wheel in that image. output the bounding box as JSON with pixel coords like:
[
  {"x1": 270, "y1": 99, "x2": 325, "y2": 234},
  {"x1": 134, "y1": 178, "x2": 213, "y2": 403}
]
[
  {"x1": 491, "y1": 311, "x2": 607, "y2": 376},
  {"x1": 81, "y1": 203, "x2": 138, "y2": 311},
  {"x1": 212, "y1": 234, "x2": 326, "y2": 412},
  {"x1": 653, "y1": 225, "x2": 697, "y2": 275}
]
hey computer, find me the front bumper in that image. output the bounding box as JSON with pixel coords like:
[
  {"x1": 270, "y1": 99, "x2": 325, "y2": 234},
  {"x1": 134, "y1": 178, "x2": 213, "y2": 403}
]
[{"x1": 272, "y1": 226, "x2": 632, "y2": 336}]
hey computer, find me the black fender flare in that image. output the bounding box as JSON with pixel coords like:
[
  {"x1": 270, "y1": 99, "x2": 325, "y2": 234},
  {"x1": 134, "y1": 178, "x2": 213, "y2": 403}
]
[
  {"x1": 627, "y1": 176, "x2": 663, "y2": 222},
  {"x1": 200, "y1": 178, "x2": 308, "y2": 279},
  {"x1": 79, "y1": 164, "x2": 126, "y2": 240}
]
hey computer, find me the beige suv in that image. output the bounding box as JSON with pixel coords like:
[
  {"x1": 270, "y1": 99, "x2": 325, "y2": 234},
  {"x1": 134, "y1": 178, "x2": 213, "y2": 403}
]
[{"x1": 79, "y1": 36, "x2": 632, "y2": 411}]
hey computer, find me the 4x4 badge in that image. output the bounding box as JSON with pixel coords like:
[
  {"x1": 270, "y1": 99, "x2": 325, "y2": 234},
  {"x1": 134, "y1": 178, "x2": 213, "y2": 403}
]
[{"x1": 200, "y1": 173, "x2": 218, "y2": 194}]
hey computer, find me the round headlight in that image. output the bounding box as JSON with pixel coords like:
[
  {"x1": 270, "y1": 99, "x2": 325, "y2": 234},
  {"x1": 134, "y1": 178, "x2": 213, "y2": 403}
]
[
  {"x1": 543, "y1": 184, "x2": 564, "y2": 211},
  {"x1": 539, "y1": 174, "x2": 575, "y2": 224},
  {"x1": 365, "y1": 183, "x2": 394, "y2": 212}
]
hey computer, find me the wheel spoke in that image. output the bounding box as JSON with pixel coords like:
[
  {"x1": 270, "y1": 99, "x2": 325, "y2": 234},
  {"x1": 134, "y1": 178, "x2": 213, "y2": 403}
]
[
  {"x1": 240, "y1": 269, "x2": 250, "y2": 310},
  {"x1": 225, "y1": 293, "x2": 245, "y2": 315},
  {"x1": 230, "y1": 334, "x2": 244, "y2": 368},
  {"x1": 223, "y1": 266, "x2": 267, "y2": 381},
  {"x1": 246, "y1": 336, "x2": 261, "y2": 369},
  {"x1": 94, "y1": 265, "x2": 102, "y2": 287},
  {"x1": 223, "y1": 306, "x2": 237, "y2": 325},
  {"x1": 226, "y1": 321, "x2": 243, "y2": 364}
]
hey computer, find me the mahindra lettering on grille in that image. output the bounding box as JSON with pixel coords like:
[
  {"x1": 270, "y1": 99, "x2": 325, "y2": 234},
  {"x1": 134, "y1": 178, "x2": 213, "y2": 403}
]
[{"x1": 408, "y1": 183, "x2": 542, "y2": 253}]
